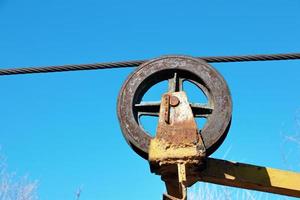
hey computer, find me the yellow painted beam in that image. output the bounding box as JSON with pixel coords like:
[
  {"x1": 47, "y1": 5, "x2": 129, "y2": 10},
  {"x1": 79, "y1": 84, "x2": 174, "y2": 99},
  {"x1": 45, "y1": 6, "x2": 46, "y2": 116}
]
[{"x1": 196, "y1": 158, "x2": 300, "y2": 198}]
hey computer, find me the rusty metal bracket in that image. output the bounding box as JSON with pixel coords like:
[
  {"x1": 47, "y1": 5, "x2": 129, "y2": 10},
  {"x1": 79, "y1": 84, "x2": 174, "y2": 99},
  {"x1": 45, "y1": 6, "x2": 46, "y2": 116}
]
[
  {"x1": 149, "y1": 91, "x2": 206, "y2": 166},
  {"x1": 149, "y1": 91, "x2": 206, "y2": 199},
  {"x1": 117, "y1": 55, "x2": 232, "y2": 199}
]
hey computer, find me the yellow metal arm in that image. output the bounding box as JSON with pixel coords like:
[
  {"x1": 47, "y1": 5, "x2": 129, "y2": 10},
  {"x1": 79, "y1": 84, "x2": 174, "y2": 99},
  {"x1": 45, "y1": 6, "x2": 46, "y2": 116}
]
[{"x1": 196, "y1": 158, "x2": 300, "y2": 198}]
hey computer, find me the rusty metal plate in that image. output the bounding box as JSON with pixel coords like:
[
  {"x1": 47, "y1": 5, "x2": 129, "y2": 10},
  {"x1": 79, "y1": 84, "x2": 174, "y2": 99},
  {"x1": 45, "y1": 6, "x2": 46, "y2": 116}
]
[
  {"x1": 117, "y1": 56, "x2": 232, "y2": 159},
  {"x1": 149, "y1": 91, "x2": 205, "y2": 166}
]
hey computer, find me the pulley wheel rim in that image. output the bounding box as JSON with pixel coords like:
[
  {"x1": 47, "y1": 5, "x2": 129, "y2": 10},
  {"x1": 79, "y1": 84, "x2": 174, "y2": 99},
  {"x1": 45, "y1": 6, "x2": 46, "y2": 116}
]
[{"x1": 117, "y1": 56, "x2": 232, "y2": 159}]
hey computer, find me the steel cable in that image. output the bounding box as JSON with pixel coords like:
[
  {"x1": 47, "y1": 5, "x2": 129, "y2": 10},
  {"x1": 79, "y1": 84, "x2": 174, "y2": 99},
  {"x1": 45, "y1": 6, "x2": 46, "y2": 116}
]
[{"x1": 0, "y1": 53, "x2": 299, "y2": 76}]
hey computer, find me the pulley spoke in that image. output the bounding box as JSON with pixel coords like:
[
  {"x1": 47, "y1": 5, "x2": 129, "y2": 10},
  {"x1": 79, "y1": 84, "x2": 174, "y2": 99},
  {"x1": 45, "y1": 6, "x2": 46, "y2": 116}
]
[
  {"x1": 134, "y1": 101, "x2": 161, "y2": 116},
  {"x1": 168, "y1": 72, "x2": 183, "y2": 92},
  {"x1": 190, "y1": 103, "x2": 213, "y2": 117}
]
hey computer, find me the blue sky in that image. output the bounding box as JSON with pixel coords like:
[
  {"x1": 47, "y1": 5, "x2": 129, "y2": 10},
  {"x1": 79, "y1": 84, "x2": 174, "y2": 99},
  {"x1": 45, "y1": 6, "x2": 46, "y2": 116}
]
[{"x1": 0, "y1": 0, "x2": 299, "y2": 199}]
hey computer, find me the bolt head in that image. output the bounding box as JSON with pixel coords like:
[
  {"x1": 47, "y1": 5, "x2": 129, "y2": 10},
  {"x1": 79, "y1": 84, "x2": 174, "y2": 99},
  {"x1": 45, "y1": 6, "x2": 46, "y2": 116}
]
[{"x1": 170, "y1": 96, "x2": 180, "y2": 107}]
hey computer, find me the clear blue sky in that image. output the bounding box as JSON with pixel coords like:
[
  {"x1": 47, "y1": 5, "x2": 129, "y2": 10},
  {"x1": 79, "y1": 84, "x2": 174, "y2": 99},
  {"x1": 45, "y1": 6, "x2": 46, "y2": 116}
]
[{"x1": 0, "y1": 0, "x2": 299, "y2": 199}]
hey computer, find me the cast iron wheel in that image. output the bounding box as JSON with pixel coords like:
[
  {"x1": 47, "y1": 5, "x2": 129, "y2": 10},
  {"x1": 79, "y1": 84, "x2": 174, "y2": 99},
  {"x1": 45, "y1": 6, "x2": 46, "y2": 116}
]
[{"x1": 117, "y1": 56, "x2": 232, "y2": 159}]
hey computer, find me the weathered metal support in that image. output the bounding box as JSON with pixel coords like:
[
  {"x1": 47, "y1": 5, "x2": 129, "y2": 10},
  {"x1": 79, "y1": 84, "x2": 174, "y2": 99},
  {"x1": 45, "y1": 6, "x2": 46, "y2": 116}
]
[
  {"x1": 158, "y1": 158, "x2": 300, "y2": 199},
  {"x1": 149, "y1": 91, "x2": 206, "y2": 199},
  {"x1": 117, "y1": 55, "x2": 300, "y2": 199},
  {"x1": 149, "y1": 92, "x2": 206, "y2": 166},
  {"x1": 148, "y1": 90, "x2": 300, "y2": 199},
  {"x1": 196, "y1": 158, "x2": 300, "y2": 198}
]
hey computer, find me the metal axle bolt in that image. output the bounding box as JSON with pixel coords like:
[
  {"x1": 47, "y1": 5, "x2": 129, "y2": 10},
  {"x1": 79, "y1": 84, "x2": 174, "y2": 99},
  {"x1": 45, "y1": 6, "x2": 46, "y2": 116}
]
[{"x1": 170, "y1": 96, "x2": 180, "y2": 107}]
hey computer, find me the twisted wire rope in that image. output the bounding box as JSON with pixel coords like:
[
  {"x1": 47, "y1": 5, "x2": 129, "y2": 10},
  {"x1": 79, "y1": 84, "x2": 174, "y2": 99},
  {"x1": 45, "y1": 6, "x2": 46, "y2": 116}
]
[{"x1": 0, "y1": 53, "x2": 299, "y2": 76}]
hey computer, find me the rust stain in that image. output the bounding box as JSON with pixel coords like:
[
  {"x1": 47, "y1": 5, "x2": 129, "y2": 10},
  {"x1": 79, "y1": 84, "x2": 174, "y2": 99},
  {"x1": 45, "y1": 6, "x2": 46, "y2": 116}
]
[{"x1": 149, "y1": 91, "x2": 206, "y2": 166}]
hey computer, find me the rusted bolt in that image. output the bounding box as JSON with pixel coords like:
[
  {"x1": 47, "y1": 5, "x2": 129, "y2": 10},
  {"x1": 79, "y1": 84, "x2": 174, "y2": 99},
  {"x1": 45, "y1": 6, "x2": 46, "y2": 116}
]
[{"x1": 170, "y1": 96, "x2": 180, "y2": 107}]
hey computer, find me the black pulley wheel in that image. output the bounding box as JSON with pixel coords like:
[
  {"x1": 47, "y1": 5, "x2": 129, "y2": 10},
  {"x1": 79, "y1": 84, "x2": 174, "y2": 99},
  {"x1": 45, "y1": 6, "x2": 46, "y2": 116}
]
[{"x1": 117, "y1": 56, "x2": 232, "y2": 159}]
